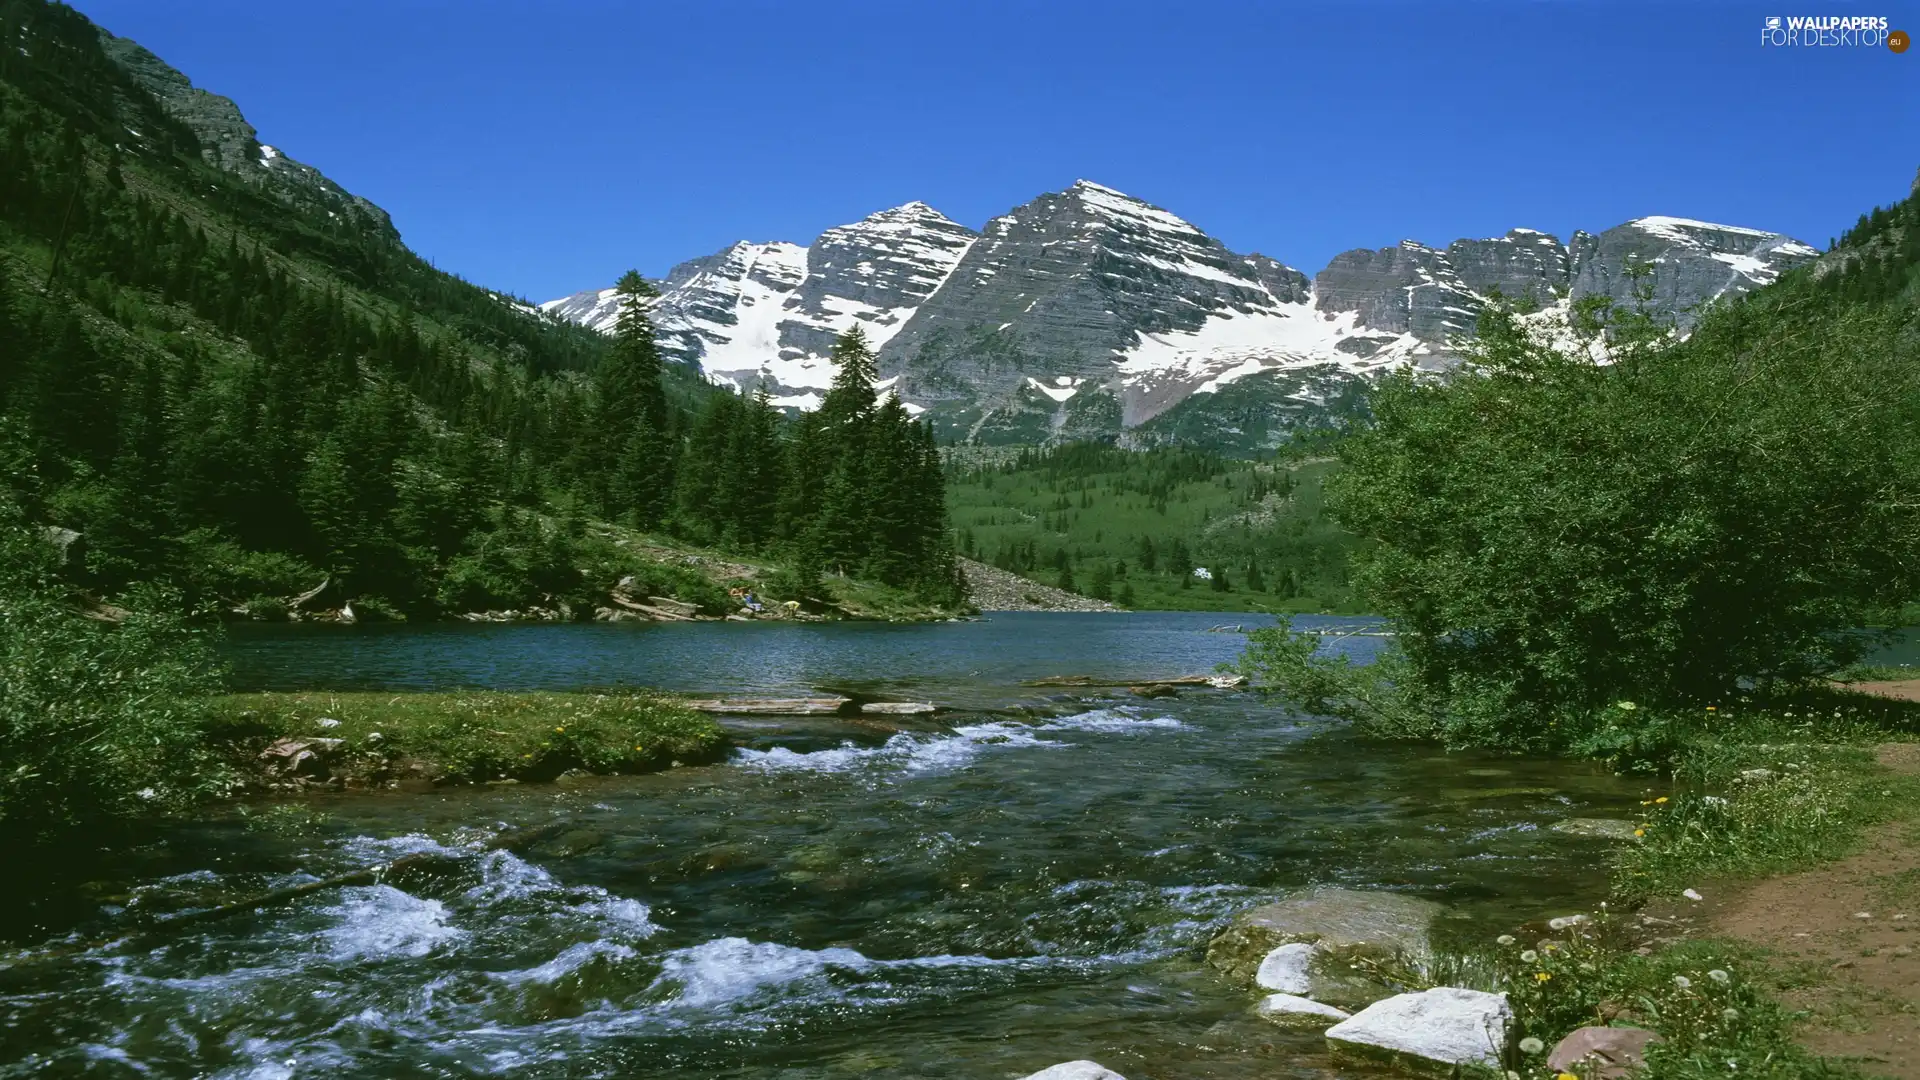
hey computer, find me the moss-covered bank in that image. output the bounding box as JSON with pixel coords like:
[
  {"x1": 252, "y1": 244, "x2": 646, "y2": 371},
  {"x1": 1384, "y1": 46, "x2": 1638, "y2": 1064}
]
[{"x1": 209, "y1": 691, "x2": 730, "y2": 790}]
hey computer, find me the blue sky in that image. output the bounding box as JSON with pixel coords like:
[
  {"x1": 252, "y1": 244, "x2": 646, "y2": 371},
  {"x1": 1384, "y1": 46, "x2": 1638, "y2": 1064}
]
[{"x1": 74, "y1": 1, "x2": 1919, "y2": 302}]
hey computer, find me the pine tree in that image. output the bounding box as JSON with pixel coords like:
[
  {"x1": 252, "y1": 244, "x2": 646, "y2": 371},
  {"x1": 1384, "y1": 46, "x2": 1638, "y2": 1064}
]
[{"x1": 594, "y1": 270, "x2": 672, "y2": 526}]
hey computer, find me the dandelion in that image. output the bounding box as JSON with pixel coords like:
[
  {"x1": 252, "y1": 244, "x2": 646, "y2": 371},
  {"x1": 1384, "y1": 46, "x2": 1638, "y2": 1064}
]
[
  {"x1": 1497, "y1": 934, "x2": 1517, "y2": 946},
  {"x1": 1534, "y1": 971, "x2": 1552, "y2": 982},
  {"x1": 554, "y1": 726, "x2": 565, "y2": 733},
  {"x1": 1521, "y1": 950, "x2": 1539, "y2": 962},
  {"x1": 1655, "y1": 796, "x2": 1668, "y2": 804},
  {"x1": 1519, "y1": 1037, "x2": 1545, "y2": 1055},
  {"x1": 1634, "y1": 829, "x2": 1646, "y2": 837},
  {"x1": 1673, "y1": 975, "x2": 1692, "y2": 989},
  {"x1": 1708, "y1": 969, "x2": 1730, "y2": 983},
  {"x1": 1706, "y1": 706, "x2": 1717, "y2": 712},
  {"x1": 1722, "y1": 1007, "x2": 1740, "y2": 1021},
  {"x1": 1617, "y1": 701, "x2": 1638, "y2": 711}
]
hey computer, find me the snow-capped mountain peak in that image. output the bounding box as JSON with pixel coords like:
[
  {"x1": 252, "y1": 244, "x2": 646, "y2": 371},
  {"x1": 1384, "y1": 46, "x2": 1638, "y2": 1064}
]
[{"x1": 543, "y1": 182, "x2": 1816, "y2": 446}]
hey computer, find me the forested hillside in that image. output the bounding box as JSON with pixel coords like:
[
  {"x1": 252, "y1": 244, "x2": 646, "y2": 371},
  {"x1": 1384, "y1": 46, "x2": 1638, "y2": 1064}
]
[
  {"x1": 945, "y1": 443, "x2": 1360, "y2": 612},
  {"x1": 0, "y1": 0, "x2": 958, "y2": 619}
]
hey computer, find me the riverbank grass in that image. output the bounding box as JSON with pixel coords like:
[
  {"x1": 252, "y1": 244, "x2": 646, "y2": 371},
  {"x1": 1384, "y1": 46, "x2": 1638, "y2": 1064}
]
[
  {"x1": 211, "y1": 692, "x2": 729, "y2": 784},
  {"x1": 1607, "y1": 692, "x2": 1920, "y2": 905}
]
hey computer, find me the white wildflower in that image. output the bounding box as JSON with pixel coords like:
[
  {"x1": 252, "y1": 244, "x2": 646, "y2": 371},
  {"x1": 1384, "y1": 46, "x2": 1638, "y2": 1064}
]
[{"x1": 1518, "y1": 1037, "x2": 1545, "y2": 1055}]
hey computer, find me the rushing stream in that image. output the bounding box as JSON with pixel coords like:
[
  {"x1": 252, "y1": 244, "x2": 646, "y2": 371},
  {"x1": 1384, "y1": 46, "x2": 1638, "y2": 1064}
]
[{"x1": 0, "y1": 614, "x2": 1648, "y2": 1079}]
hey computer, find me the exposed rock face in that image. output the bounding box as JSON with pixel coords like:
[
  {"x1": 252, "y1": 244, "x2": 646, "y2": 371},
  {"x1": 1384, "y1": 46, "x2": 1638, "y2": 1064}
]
[
  {"x1": 1325, "y1": 988, "x2": 1513, "y2": 1075},
  {"x1": 958, "y1": 557, "x2": 1118, "y2": 613},
  {"x1": 544, "y1": 182, "x2": 1816, "y2": 445},
  {"x1": 1568, "y1": 217, "x2": 1819, "y2": 329},
  {"x1": 1445, "y1": 229, "x2": 1571, "y2": 305},
  {"x1": 99, "y1": 33, "x2": 395, "y2": 238},
  {"x1": 540, "y1": 206, "x2": 978, "y2": 408},
  {"x1": 1312, "y1": 241, "x2": 1480, "y2": 342},
  {"x1": 1207, "y1": 886, "x2": 1444, "y2": 983}
]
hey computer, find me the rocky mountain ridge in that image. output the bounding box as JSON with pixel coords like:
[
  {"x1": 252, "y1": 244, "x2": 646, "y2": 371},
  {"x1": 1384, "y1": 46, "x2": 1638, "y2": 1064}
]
[{"x1": 545, "y1": 182, "x2": 1818, "y2": 445}]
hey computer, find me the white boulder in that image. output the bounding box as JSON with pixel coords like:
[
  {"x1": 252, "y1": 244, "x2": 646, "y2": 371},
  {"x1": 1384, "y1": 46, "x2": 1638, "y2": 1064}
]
[
  {"x1": 1255, "y1": 942, "x2": 1318, "y2": 993},
  {"x1": 1325, "y1": 987, "x2": 1511, "y2": 1073},
  {"x1": 1255, "y1": 992, "x2": 1351, "y2": 1028},
  {"x1": 1017, "y1": 1063, "x2": 1126, "y2": 1080}
]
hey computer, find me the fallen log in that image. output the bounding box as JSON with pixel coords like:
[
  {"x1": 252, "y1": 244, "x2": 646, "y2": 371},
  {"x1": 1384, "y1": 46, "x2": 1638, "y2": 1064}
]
[
  {"x1": 1023, "y1": 673, "x2": 1246, "y2": 690},
  {"x1": 684, "y1": 697, "x2": 853, "y2": 716}
]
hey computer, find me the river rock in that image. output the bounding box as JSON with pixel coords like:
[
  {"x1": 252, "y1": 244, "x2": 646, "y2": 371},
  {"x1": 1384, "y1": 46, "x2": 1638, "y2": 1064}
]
[
  {"x1": 861, "y1": 702, "x2": 938, "y2": 715},
  {"x1": 1547, "y1": 1026, "x2": 1663, "y2": 1079},
  {"x1": 1255, "y1": 992, "x2": 1351, "y2": 1028},
  {"x1": 1325, "y1": 987, "x2": 1512, "y2": 1076},
  {"x1": 1207, "y1": 887, "x2": 1444, "y2": 983},
  {"x1": 1551, "y1": 818, "x2": 1642, "y2": 841},
  {"x1": 1255, "y1": 942, "x2": 1317, "y2": 993},
  {"x1": 1017, "y1": 1062, "x2": 1127, "y2": 1080}
]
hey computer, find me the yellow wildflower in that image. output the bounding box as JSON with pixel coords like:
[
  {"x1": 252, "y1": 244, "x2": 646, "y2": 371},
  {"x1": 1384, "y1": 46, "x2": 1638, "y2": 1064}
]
[
  {"x1": 1558, "y1": 1074, "x2": 1581, "y2": 1080},
  {"x1": 1655, "y1": 796, "x2": 1669, "y2": 804},
  {"x1": 1534, "y1": 971, "x2": 1552, "y2": 982},
  {"x1": 1634, "y1": 829, "x2": 1646, "y2": 837}
]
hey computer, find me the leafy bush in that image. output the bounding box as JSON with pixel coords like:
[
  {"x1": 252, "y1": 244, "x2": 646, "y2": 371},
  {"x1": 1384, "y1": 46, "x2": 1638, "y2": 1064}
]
[
  {"x1": 175, "y1": 530, "x2": 324, "y2": 603},
  {"x1": 1242, "y1": 292, "x2": 1920, "y2": 751},
  {"x1": 435, "y1": 509, "x2": 585, "y2": 613},
  {"x1": 0, "y1": 502, "x2": 227, "y2": 841}
]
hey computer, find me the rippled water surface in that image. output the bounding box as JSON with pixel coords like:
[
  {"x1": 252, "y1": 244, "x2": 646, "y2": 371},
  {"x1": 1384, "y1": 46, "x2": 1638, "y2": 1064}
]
[{"x1": 1, "y1": 614, "x2": 1646, "y2": 1079}]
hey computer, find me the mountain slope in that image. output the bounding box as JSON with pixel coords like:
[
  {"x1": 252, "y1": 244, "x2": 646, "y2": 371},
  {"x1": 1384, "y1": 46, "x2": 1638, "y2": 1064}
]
[
  {"x1": 541, "y1": 202, "x2": 977, "y2": 407},
  {"x1": 548, "y1": 183, "x2": 1817, "y2": 448}
]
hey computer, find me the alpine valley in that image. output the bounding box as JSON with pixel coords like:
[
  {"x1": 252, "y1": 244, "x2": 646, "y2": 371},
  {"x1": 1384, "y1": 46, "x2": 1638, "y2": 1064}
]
[{"x1": 543, "y1": 184, "x2": 1819, "y2": 450}]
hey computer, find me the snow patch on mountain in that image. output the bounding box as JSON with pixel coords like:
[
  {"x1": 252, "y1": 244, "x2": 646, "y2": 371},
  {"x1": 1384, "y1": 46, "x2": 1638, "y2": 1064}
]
[{"x1": 543, "y1": 203, "x2": 977, "y2": 402}]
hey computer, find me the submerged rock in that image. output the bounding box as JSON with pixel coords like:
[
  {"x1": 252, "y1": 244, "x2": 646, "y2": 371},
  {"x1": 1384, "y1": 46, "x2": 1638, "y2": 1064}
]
[
  {"x1": 1255, "y1": 992, "x2": 1351, "y2": 1028},
  {"x1": 1017, "y1": 1062, "x2": 1127, "y2": 1080},
  {"x1": 860, "y1": 702, "x2": 938, "y2": 715},
  {"x1": 1207, "y1": 886, "x2": 1444, "y2": 983},
  {"x1": 1547, "y1": 1026, "x2": 1663, "y2": 1079},
  {"x1": 1551, "y1": 818, "x2": 1642, "y2": 841},
  {"x1": 1325, "y1": 987, "x2": 1512, "y2": 1076}
]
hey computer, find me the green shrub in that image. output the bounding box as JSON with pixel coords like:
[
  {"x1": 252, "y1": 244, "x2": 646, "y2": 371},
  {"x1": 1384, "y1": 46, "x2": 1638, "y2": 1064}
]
[
  {"x1": 1241, "y1": 294, "x2": 1920, "y2": 752},
  {"x1": 0, "y1": 504, "x2": 227, "y2": 841},
  {"x1": 176, "y1": 530, "x2": 324, "y2": 602}
]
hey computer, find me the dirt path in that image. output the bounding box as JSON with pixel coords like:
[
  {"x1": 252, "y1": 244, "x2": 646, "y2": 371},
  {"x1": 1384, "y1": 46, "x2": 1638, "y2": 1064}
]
[
  {"x1": 1704, "y1": 744, "x2": 1920, "y2": 1078},
  {"x1": 1847, "y1": 679, "x2": 1920, "y2": 703}
]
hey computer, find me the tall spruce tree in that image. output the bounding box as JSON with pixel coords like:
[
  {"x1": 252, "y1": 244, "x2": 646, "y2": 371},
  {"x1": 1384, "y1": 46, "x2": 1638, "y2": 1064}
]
[{"x1": 595, "y1": 270, "x2": 672, "y2": 526}]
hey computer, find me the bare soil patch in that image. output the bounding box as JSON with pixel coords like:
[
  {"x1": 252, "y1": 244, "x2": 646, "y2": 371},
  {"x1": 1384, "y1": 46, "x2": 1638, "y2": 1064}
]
[{"x1": 1682, "y1": 744, "x2": 1920, "y2": 1077}]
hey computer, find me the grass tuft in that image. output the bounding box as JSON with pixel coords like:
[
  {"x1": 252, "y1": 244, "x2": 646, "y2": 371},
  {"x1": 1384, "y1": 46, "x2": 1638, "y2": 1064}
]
[{"x1": 211, "y1": 691, "x2": 729, "y2": 785}]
